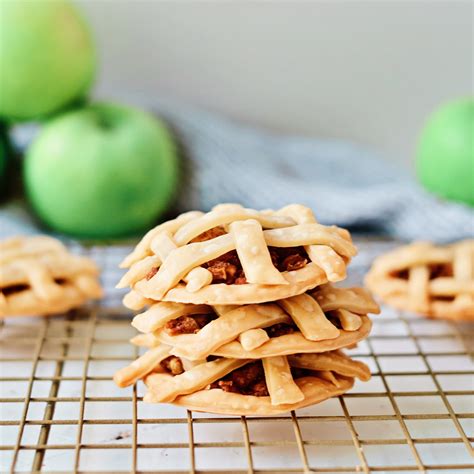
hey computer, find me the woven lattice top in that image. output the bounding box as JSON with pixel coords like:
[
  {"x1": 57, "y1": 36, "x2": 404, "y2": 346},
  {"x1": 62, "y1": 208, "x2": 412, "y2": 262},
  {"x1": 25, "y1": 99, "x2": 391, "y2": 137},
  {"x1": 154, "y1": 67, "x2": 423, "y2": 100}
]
[
  {"x1": 0, "y1": 236, "x2": 102, "y2": 317},
  {"x1": 124, "y1": 285, "x2": 378, "y2": 364},
  {"x1": 118, "y1": 204, "x2": 356, "y2": 305},
  {"x1": 365, "y1": 240, "x2": 474, "y2": 321},
  {"x1": 115, "y1": 348, "x2": 369, "y2": 416}
]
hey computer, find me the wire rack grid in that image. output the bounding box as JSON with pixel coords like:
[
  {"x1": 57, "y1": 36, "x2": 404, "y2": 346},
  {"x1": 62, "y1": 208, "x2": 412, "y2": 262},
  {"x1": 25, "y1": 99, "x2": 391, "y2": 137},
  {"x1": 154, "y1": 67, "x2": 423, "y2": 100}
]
[{"x1": 0, "y1": 240, "x2": 473, "y2": 474}]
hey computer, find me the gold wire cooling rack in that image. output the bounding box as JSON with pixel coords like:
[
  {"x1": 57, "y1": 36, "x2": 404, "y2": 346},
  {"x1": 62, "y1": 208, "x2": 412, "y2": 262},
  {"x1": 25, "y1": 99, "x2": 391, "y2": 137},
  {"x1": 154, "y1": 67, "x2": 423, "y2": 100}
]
[{"x1": 0, "y1": 241, "x2": 473, "y2": 474}]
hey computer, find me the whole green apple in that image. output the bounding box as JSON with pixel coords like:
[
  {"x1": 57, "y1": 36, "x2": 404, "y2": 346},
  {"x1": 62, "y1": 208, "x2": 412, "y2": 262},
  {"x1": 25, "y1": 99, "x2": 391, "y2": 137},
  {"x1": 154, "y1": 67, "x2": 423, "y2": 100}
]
[
  {"x1": 0, "y1": 0, "x2": 95, "y2": 121},
  {"x1": 416, "y1": 98, "x2": 474, "y2": 207},
  {"x1": 24, "y1": 103, "x2": 180, "y2": 238}
]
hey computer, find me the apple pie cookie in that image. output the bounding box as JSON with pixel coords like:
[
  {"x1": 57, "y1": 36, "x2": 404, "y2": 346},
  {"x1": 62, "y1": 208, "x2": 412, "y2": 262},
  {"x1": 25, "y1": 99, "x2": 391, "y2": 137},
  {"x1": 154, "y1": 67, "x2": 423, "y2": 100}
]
[
  {"x1": 115, "y1": 348, "x2": 369, "y2": 415},
  {"x1": 123, "y1": 285, "x2": 379, "y2": 361},
  {"x1": 117, "y1": 204, "x2": 356, "y2": 305},
  {"x1": 0, "y1": 236, "x2": 103, "y2": 317},
  {"x1": 366, "y1": 240, "x2": 474, "y2": 321}
]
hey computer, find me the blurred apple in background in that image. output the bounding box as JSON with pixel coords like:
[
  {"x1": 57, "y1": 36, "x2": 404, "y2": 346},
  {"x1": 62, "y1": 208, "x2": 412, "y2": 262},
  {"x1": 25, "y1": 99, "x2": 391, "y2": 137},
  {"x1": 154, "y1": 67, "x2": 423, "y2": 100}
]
[
  {"x1": 0, "y1": 125, "x2": 7, "y2": 188},
  {"x1": 416, "y1": 98, "x2": 474, "y2": 207},
  {"x1": 0, "y1": 0, "x2": 95, "y2": 121},
  {"x1": 24, "y1": 103, "x2": 179, "y2": 238}
]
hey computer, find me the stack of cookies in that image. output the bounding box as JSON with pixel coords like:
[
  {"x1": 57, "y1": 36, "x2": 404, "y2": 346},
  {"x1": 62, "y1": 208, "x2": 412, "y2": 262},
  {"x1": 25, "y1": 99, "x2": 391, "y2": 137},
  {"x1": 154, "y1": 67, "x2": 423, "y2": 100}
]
[{"x1": 114, "y1": 204, "x2": 379, "y2": 415}]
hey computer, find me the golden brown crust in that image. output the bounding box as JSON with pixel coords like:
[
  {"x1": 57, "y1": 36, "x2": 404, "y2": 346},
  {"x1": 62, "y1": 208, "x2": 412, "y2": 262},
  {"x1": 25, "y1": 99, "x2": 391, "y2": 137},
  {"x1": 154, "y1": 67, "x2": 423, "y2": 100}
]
[{"x1": 366, "y1": 240, "x2": 474, "y2": 321}]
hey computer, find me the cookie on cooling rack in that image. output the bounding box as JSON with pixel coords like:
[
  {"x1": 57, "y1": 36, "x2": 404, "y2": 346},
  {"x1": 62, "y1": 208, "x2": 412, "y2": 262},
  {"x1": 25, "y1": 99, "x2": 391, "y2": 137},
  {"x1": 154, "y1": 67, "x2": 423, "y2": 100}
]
[
  {"x1": 365, "y1": 240, "x2": 474, "y2": 321},
  {"x1": 0, "y1": 235, "x2": 103, "y2": 317},
  {"x1": 112, "y1": 284, "x2": 378, "y2": 391},
  {"x1": 123, "y1": 284, "x2": 379, "y2": 361},
  {"x1": 114, "y1": 347, "x2": 369, "y2": 416},
  {"x1": 117, "y1": 203, "x2": 357, "y2": 306},
  {"x1": 143, "y1": 350, "x2": 370, "y2": 416}
]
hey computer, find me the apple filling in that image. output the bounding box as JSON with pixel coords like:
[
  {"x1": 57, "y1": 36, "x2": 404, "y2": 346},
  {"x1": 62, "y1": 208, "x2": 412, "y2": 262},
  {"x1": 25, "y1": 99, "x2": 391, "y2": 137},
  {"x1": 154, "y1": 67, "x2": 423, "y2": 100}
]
[
  {"x1": 1, "y1": 279, "x2": 67, "y2": 296},
  {"x1": 164, "y1": 313, "x2": 217, "y2": 335},
  {"x1": 391, "y1": 263, "x2": 454, "y2": 281},
  {"x1": 210, "y1": 360, "x2": 269, "y2": 396},
  {"x1": 160, "y1": 355, "x2": 184, "y2": 375},
  {"x1": 194, "y1": 226, "x2": 309, "y2": 285},
  {"x1": 209, "y1": 360, "x2": 322, "y2": 397},
  {"x1": 146, "y1": 226, "x2": 309, "y2": 286}
]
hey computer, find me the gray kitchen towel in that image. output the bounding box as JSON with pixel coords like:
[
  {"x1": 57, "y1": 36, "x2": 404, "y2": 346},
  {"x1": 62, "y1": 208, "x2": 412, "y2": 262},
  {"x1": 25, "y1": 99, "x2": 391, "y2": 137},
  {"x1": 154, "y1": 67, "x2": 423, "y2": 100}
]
[
  {"x1": 1, "y1": 99, "x2": 473, "y2": 242},
  {"x1": 155, "y1": 100, "x2": 473, "y2": 242}
]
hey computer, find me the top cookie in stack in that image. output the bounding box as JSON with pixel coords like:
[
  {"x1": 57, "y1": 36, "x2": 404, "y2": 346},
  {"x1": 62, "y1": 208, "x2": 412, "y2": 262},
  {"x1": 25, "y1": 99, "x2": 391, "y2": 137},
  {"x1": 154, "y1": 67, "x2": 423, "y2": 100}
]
[
  {"x1": 115, "y1": 204, "x2": 378, "y2": 415},
  {"x1": 117, "y1": 203, "x2": 356, "y2": 308}
]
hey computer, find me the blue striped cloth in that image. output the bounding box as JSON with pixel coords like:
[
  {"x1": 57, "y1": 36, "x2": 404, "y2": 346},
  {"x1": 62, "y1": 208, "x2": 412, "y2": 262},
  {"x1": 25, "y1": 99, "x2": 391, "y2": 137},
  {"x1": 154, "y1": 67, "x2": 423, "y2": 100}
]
[{"x1": 158, "y1": 100, "x2": 473, "y2": 242}]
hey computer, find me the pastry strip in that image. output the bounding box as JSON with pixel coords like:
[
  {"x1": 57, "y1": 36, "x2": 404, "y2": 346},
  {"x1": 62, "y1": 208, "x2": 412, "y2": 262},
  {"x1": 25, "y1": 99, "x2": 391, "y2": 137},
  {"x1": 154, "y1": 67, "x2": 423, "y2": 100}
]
[
  {"x1": 137, "y1": 234, "x2": 235, "y2": 300},
  {"x1": 144, "y1": 358, "x2": 249, "y2": 403},
  {"x1": 118, "y1": 232, "x2": 213, "y2": 291},
  {"x1": 113, "y1": 345, "x2": 171, "y2": 388},
  {"x1": 122, "y1": 289, "x2": 153, "y2": 311},
  {"x1": 238, "y1": 329, "x2": 270, "y2": 351},
  {"x1": 263, "y1": 224, "x2": 356, "y2": 258},
  {"x1": 277, "y1": 204, "x2": 347, "y2": 281},
  {"x1": 116, "y1": 255, "x2": 161, "y2": 289},
  {"x1": 262, "y1": 356, "x2": 304, "y2": 405},
  {"x1": 278, "y1": 293, "x2": 340, "y2": 341},
  {"x1": 331, "y1": 309, "x2": 362, "y2": 331},
  {"x1": 453, "y1": 241, "x2": 473, "y2": 307},
  {"x1": 314, "y1": 285, "x2": 380, "y2": 315},
  {"x1": 173, "y1": 204, "x2": 296, "y2": 246},
  {"x1": 160, "y1": 304, "x2": 292, "y2": 360},
  {"x1": 120, "y1": 210, "x2": 203, "y2": 268},
  {"x1": 315, "y1": 370, "x2": 341, "y2": 387},
  {"x1": 408, "y1": 265, "x2": 430, "y2": 311},
  {"x1": 213, "y1": 305, "x2": 239, "y2": 316},
  {"x1": 288, "y1": 352, "x2": 371, "y2": 381},
  {"x1": 230, "y1": 219, "x2": 287, "y2": 285},
  {"x1": 213, "y1": 316, "x2": 372, "y2": 359},
  {"x1": 131, "y1": 302, "x2": 211, "y2": 334},
  {"x1": 0, "y1": 236, "x2": 64, "y2": 264}
]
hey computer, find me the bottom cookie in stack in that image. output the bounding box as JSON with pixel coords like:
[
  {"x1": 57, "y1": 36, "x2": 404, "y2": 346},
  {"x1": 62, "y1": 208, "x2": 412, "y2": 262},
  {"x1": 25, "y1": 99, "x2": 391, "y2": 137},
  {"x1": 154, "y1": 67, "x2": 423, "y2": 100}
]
[
  {"x1": 142, "y1": 350, "x2": 369, "y2": 416},
  {"x1": 114, "y1": 284, "x2": 378, "y2": 415}
]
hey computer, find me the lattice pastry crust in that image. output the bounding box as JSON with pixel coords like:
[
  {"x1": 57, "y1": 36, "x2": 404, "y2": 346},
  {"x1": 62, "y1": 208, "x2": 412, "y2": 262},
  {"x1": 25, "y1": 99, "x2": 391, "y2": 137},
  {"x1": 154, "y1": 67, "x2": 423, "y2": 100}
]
[
  {"x1": 366, "y1": 240, "x2": 474, "y2": 321},
  {"x1": 123, "y1": 285, "x2": 379, "y2": 362},
  {"x1": 118, "y1": 204, "x2": 356, "y2": 305},
  {"x1": 139, "y1": 350, "x2": 370, "y2": 416},
  {"x1": 0, "y1": 236, "x2": 103, "y2": 317}
]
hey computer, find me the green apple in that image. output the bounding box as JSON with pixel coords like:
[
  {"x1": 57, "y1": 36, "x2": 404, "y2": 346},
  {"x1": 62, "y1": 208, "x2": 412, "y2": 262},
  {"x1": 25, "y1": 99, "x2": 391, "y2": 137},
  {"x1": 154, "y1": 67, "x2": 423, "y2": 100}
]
[
  {"x1": 416, "y1": 98, "x2": 474, "y2": 207},
  {"x1": 0, "y1": 0, "x2": 95, "y2": 121},
  {"x1": 24, "y1": 102, "x2": 180, "y2": 238},
  {"x1": 0, "y1": 128, "x2": 6, "y2": 185}
]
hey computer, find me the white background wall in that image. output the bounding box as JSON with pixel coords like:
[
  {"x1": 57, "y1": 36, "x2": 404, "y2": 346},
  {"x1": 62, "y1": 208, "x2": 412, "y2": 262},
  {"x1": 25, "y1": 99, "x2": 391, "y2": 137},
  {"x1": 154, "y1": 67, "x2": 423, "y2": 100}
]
[{"x1": 78, "y1": 0, "x2": 473, "y2": 169}]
